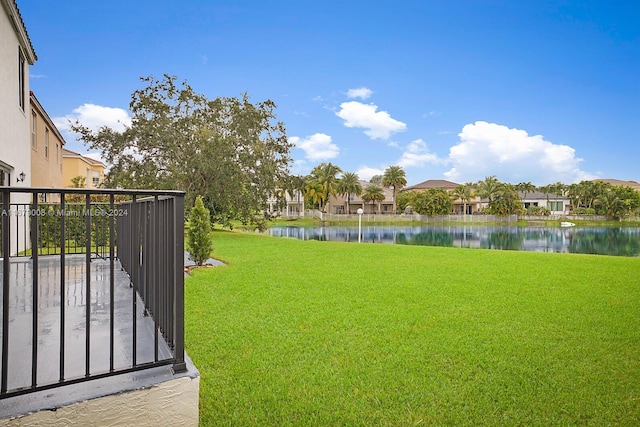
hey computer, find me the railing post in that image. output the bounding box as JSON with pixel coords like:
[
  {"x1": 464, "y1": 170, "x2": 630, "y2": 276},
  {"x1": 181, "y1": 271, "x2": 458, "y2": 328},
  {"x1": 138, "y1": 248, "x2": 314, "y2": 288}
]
[
  {"x1": 31, "y1": 194, "x2": 39, "y2": 387},
  {"x1": 59, "y1": 192, "x2": 66, "y2": 382},
  {"x1": 109, "y1": 194, "x2": 115, "y2": 372},
  {"x1": 172, "y1": 194, "x2": 186, "y2": 372},
  {"x1": 1, "y1": 189, "x2": 11, "y2": 394},
  {"x1": 85, "y1": 194, "x2": 91, "y2": 377}
]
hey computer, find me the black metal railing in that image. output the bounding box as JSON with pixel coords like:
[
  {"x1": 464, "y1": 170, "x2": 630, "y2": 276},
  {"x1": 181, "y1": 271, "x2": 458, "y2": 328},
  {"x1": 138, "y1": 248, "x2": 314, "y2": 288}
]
[
  {"x1": 3, "y1": 202, "x2": 112, "y2": 259},
  {"x1": 0, "y1": 187, "x2": 186, "y2": 399}
]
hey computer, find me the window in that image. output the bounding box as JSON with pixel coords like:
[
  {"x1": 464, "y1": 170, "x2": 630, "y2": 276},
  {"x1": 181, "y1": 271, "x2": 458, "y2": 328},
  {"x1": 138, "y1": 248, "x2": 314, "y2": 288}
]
[
  {"x1": 18, "y1": 50, "x2": 25, "y2": 110},
  {"x1": 92, "y1": 170, "x2": 100, "y2": 186},
  {"x1": 31, "y1": 112, "x2": 37, "y2": 148},
  {"x1": 56, "y1": 143, "x2": 59, "y2": 163},
  {"x1": 547, "y1": 201, "x2": 563, "y2": 212},
  {"x1": 45, "y1": 128, "x2": 49, "y2": 158}
]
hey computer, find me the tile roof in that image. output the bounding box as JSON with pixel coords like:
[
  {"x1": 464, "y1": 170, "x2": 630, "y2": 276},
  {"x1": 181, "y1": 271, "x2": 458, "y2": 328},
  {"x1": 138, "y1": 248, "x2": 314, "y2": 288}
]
[{"x1": 402, "y1": 179, "x2": 460, "y2": 192}]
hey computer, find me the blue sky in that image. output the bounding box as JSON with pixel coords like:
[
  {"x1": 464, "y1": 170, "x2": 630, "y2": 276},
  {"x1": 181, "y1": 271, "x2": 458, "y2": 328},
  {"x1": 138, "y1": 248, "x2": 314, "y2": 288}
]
[{"x1": 20, "y1": 0, "x2": 639, "y2": 187}]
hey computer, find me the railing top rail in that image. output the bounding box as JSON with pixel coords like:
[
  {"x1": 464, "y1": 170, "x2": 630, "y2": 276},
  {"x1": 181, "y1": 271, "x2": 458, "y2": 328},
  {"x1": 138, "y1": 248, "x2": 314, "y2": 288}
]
[{"x1": 0, "y1": 187, "x2": 185, "y2": 196}]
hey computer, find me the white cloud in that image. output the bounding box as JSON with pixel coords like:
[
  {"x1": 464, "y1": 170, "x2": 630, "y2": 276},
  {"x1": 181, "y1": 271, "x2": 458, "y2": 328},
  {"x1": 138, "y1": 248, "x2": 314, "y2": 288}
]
[
  {"x1": 290, "y1": 133, "x2": 339, "y2": 161},
  {"x1": 444, "y1": 121, "x2": 596, "y2": 185},
  {"x1": 397, "y1": 139, "x2": 445, "y2": 169},
  {"x1": 346, "y1": 87, "x2": 373, "y2": 100},
  {"x1": 290, "y1": 158, "x2": 310, "y2": 177},
  {"x1": 356, "y1": 166, "x2": 385, "y2": 182},
  {"x1": 336, "y1": 101, "x2": 406, "y2": 140},
  {"x1": 54, "y1": 103, "x2": 131, "y2": 133},
  {"x1": 422, "y1": 111, "x2": 439, "y2": 118}
]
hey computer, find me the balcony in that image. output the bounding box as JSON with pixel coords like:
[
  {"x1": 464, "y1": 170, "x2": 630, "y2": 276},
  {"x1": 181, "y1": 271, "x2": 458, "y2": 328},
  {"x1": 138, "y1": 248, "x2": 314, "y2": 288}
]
[{"x1": 0, "y1": 187, "x2": 198, "y2": 425}]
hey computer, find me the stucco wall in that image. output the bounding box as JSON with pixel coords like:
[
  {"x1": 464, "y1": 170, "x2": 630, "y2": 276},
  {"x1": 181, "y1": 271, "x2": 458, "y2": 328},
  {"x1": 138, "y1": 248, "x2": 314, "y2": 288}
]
[
  {"x1": 1, "y1": 3, "x2": 34, "y2": 254},
  {"x1": 0, "y1": 375, "x2": 200, "y2": 427},
  {"x1": 62, "y1": 156, "x2": 105, "y2": 188},
  {"x1": 0, "y1": 3, "x2": 32, "y2": 189},
  {"x1": 30, "y1": 99, "x2": 64, "y2": 190}
]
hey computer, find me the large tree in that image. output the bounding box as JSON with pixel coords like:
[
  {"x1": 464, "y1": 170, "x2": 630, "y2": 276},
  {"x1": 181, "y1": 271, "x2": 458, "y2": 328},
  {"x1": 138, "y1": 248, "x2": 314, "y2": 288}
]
[
  {"x1": 487, "y1": 184, "x2": 523, "y2": 216},
  {"x1": 304, "y1": 179, "x2": 325, "y2": 211},
  {"x1": 411, "y1": 189, "x2": 453, "y2": 216},
  {"x1": 475, "y1": 176, "x2": 501, "y2": 203},
  {"x1": 70, "y1": 75, "x2": 293, "y2": 228},
  {"x1": 451, "y1": 184, "x2": 475, "y2": 215},
  {"x1": 336, "y1": 172, "x2": 362, "y2": 214},
  {"x1": 309, "y1": 162, "x2": 343, "y2": 213},
  {"x1": 361, "y1": 184, "x2": 385, "y2": 214},
  {"x1": 382, "y1": 165, "x2": 407, "y2": 213}
]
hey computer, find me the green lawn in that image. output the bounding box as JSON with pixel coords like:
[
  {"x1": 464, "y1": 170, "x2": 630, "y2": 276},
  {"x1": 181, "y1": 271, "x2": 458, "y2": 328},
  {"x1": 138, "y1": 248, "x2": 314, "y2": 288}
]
[{"x1": 185, "y1": 230, "x2": 640, "y2": 426}]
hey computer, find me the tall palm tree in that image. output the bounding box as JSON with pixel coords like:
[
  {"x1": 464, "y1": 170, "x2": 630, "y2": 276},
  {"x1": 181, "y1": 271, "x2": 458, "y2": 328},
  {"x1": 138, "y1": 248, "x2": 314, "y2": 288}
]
[
  {"x1": 304, "y1": 179, "x2": 325, "y2": 211},
  {"x1": 382, "y1": 165, "x2": 407, "y2": 213},
  {"x1": 310, "y1": 162, "x2": 343, "y2": 213},
  {"x1": 566, "y1": 183, "x2": 583, "y2": 211},
  {"x1": 476, "y1": 176, "x2": 500, "y2": 203},
  {"x1": 336, "y1": 172, "x2": 362, "y2": 214},
  {"x1": 595, "y1": 190, "x2": 623, "y2": 219},
  {"x1": 515, "y1": 181, "x2": 536, "y2": 199},
  {"x1": 489, "y1": 183, "x2": 522, "y2": 216},
  {"x1": 452, "y1": 184, "x2": 475, "y2": 215},
  {"x1": 514, "y1": 181, "x2": 536, "y2": 212},
  {"x1": 361, "y1": 184, "x2": 385, "y2": 214}
]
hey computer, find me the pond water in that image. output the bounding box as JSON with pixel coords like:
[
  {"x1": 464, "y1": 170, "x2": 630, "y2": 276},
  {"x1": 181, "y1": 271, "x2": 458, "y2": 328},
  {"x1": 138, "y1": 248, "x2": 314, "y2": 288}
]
[{"x1": 267, "y1": 225, "x2": 640, "y2": 257}]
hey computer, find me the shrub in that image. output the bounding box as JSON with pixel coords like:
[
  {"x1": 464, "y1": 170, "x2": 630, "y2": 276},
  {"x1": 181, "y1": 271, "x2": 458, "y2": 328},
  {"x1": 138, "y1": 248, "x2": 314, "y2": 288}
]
[
  {"x1": 187, "y1": 195, "x2": 213, "y2": 266},
  {"x1": 573, "y1": 207, "x2": 596, "y2": 215},
  {"x1": 527, "y1": 206, "x2": 551, "y2": 216}
]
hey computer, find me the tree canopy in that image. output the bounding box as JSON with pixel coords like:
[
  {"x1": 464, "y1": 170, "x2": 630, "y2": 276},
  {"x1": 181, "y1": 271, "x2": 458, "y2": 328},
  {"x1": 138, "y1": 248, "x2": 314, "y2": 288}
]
[
  {"x1": 71, "y1": 75, "x2": 293, "y2": 227},
  {"x1": 382, "y1": 165, "x2": 407, "y2": 213},
  {"x1": 361, "y1": 184, "x2": 385, "y2": 213},
  {"x1": 336, "y1": 172, "x2": 362, "y2": 214}
]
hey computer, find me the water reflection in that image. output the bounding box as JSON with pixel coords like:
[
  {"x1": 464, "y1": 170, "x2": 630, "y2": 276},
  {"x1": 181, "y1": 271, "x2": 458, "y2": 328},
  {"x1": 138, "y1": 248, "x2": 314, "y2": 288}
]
[{"x1": 267, "y1": 225, "x2": 640, "y2": 256}]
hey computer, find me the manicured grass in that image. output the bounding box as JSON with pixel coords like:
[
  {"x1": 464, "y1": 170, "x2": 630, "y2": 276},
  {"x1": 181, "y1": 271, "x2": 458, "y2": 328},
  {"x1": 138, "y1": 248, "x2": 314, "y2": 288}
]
[{"x1": 185, "y1": 230, "x2": 640, "y2": 426}]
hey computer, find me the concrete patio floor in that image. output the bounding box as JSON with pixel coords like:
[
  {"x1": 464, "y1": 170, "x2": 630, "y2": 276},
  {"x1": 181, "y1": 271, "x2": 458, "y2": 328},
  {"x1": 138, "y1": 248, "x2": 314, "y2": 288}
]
[{"x1": 0, "y1": 254, "x2": 174, "y2": 418}]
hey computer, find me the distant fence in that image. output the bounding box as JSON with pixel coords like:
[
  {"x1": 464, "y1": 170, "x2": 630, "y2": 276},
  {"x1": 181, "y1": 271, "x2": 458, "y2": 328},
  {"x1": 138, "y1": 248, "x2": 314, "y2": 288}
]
[
  {"x1": 304, "y1": 212, "x2": 640, "y2": 223},
  {"x1": 316, "y1": 212, "x2": 421, "y2": 222},
  {"x1": 421, "y1": 214, "x2": 519, "y2": 223},
  {"x1": 318, "y1": 213, "x2": 519, "y2": 223}
]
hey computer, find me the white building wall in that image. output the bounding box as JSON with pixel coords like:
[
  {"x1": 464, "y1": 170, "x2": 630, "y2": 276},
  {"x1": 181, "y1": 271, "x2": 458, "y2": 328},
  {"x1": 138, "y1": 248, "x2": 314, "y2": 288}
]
[
  {"x1": 1, "y1": 2, "x2": 32, "y2": 186},
  {"x1": 1, "y1": 0, "x2": 37, "y2": 254}
]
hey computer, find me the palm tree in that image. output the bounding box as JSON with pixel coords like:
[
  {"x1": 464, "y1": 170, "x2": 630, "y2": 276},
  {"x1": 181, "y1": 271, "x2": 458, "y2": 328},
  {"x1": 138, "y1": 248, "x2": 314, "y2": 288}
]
[
  {"x1": 382, "y1": 165, "x2": 407, "y2": 213},
  {"x1": 452, "y1": 184, "x2": 475, "y2": 215},
  {"x1": 361, "y1": 184, "x2": 385, "y2": 214},
  {"x1": 489, "y1": 183, "x2": 522, "y2": 216},
  {"x1": 515, "y1": 181, "x2": 536, "y2": 198},
  {"x1": 595, "y1": 190, "x2": 623, "y2": 219},
  {"x1": 514, "y1": 181, "x2": 536, "y2": 212},
  {"x1": 336, "y1": 172, "x2": 362, "y2": 214},
  {"x1": 310, "y1": 162, "x2": 343, "y2": 213},
  {"x1": 476, "y1": 176, "x2": 500, "y2": 203},
  {"x1": 304, "y1": 179, "x2": 325, "y2": 211}
]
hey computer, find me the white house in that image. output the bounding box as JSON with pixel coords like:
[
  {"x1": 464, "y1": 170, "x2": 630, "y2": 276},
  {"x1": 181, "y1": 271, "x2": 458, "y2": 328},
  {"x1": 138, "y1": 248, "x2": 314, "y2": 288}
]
[
  {"x1": 519, "y1": 190, "x2": 570, "y2": 215},
  {"x1": 1, "y1": 0, "x2": 36, "y2": 186},
  {"x1": 1, "y1": 0, "x2": 37, "y2": 254}
]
